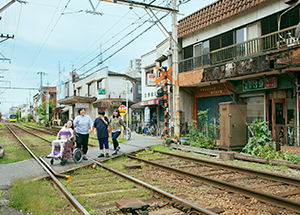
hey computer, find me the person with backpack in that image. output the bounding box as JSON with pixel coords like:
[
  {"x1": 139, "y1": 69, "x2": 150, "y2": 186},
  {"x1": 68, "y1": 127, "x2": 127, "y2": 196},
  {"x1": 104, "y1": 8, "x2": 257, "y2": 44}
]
[{"x1": 93, "y1": 110, "x2": 110, "y2": 158}]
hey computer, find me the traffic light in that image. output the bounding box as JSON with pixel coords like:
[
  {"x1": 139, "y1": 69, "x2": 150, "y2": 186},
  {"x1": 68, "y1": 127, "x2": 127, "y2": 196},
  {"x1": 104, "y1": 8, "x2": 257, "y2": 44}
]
[{"x1": 156, "y1": 87, "x2": 164, "y2": 97}]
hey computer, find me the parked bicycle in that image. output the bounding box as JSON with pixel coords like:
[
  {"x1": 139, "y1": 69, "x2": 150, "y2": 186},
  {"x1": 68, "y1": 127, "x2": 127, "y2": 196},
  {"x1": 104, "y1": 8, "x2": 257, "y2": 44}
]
[
  {"x1": 160, "y1": 120, "x2": 174, "y2": 139},
  {"x1": 124, "y1": 128, "x2": 131, "y2": 140},
  {"x1": 143, "y1": 120, "x2": 157, "y2": 136}
]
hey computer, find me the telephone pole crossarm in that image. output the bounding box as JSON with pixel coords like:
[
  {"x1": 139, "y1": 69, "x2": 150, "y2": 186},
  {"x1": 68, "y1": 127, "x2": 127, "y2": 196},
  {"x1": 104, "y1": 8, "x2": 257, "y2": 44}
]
[
  {"x1": 99, "y1": 0, "x2": 179, "y2": 13},
  {"x1": 0, "y1": 0, "x2": 27, "y2": 14}
]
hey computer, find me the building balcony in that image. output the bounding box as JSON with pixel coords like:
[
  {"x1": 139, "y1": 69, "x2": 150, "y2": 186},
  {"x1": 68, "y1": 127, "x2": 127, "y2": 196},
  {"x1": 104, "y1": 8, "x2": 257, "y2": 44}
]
[{"x1": 179, "y1": 25, "x2": 299, "y2": 73}]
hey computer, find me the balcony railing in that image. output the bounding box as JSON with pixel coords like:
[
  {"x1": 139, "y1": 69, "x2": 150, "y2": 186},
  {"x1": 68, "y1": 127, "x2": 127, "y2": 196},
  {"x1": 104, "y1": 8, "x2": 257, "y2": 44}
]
[{"x1": 179, "y1": 25, "x2": 299, "y2": 73}]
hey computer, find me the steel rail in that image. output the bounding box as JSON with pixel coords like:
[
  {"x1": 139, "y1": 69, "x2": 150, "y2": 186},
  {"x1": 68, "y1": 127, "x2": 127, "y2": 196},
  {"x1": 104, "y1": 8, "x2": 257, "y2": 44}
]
[
  {"x1": 24, "y1": 124, "x2": 98, "y2": 141},
  {"x1": 13, "y1": 124, "x2": 52, "y2": 143},
  {"x1": 90, "y1": 158, "x2": 217, "y2": 215},
  {"x1": 11, "y1": 125, "x2": 71, "y2": 179},
  {"x1": 127, "y1": 154, "x2": 300, "y2": 213},
  {"x1": 152, "y1": 150, "x2": 300, "y2": 186},
  {"x1": 24, "y1": 125, "x2": 56, "y2": 135},
  {"x1": 5, "y1": 124, "x2": 90, "y2": 215}
]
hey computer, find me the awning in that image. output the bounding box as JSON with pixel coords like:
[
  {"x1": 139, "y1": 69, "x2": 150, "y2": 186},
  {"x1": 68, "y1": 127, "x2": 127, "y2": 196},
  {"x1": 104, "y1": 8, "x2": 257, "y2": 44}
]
[
  {"x1": 52, "y1": 107, "x2": 64, "y2": 114},
  {"x1": 93, "y1": 98, "x2": 134, "y2": 108},
  {"x1": 131, "y1": 98, "x2": 163, "y2": 108},
  {"x1": 57, "y1": 96, "x2": 97, "y2": 105}
]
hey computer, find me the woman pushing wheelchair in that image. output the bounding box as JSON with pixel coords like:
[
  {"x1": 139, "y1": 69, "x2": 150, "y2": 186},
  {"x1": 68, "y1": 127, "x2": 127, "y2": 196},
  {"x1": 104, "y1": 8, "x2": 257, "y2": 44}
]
[{"x1": 46, "y1": 119, "x2": 74, "y2": 158}]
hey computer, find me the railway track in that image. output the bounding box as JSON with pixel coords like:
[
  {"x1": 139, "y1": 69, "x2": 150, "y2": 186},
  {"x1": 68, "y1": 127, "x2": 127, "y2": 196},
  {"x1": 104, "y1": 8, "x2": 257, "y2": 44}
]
[
  {"x1": 4, "y1": 123, "x2": 216, "y2": 215},
  {"x1": 120, "y1": 149, "x2": 300, "y2": 214},
  {"x1": 23, "y1": 124, "x2": 98, "y2": 140}
]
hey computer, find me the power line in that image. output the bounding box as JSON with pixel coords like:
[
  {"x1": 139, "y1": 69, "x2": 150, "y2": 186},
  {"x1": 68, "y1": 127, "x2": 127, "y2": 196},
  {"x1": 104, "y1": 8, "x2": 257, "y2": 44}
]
[
  {"x1": 80, "y1": 13, "x2": 169, "y2": 77},
  {"x1": 58, "y1": 0, "x2": 170, "y2": 82},
  {"x1": 64, "y1": 10, "x2": 133, "y2": 72},
  {"x1": 9, "y1": 3, "x2": 23, "y2": 61},
  {"x1": 75, "y1": 14, "x2": 151, "y2": 72},
  {"x1": 18, "y1": 0, "x2": 71, "y2": 88},
  {"x1": 70, "y1": 0, "x2": 169, "y2": 71}
]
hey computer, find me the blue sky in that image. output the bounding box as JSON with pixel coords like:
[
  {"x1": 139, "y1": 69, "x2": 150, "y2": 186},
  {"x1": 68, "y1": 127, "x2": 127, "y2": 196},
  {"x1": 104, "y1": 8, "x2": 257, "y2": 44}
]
[{"x1": 0, "y1": 0, "x2": 215, "y2": 114}]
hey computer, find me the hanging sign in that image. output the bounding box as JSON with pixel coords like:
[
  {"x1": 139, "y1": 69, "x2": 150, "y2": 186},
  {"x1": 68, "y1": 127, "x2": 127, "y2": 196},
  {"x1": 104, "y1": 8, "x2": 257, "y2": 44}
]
[
  {"x1": 243, "y1": 77, "x2": 277, "y2": 91},
  {"x1": 98, "y1": 89, "x2": 106, "y2": 95},
  {"x1": 75, "y1": 103, "x2": 89, "y2": 108}
]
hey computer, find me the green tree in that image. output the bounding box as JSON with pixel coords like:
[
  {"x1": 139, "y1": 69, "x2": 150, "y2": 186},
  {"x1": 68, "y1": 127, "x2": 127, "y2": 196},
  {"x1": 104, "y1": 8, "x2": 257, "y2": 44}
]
[
  {"x1": 36, "y1": 101, "x2": 56, "y2": 125},
  {"x1": 15, "y1": 110, "x2": 21, "y2": 121},
  {"x1": 27, "y1": 114, "x2": 33, "y2": 122}
]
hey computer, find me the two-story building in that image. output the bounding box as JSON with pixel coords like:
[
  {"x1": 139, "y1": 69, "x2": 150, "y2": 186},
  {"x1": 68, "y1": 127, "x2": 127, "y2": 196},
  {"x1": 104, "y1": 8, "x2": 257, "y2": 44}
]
[
  {"x1": 178, "y1": 0, "x2": 300, "y2": 144},
  {"x1": 57, "y1": 67, "x2": 136, "y2": 122}
]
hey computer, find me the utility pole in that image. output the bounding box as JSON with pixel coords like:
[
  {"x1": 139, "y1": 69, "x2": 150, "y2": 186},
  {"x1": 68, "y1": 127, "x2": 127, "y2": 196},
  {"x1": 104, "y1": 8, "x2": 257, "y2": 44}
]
[
  {"x1": 37, "y1": 71, "x2": 45, "y2": 123},
  {"x1": 126, "y1": 82, "x2": 129, "y2": 131},
  {"x1": 58, "y1": 61, "x2": 61, "y2": 104},
  {"x1": 26, "y1": 98, "x2": 28, "y2": 123},
  {"x1": 46, "y1": 82, "x2": 49, "y2": 127},
  {"x1": 172, "y1": 0, "x2": 180, "y2": 138},
  {"x1": 37, "y1": 71, "x2": 45, "y2": 105}
]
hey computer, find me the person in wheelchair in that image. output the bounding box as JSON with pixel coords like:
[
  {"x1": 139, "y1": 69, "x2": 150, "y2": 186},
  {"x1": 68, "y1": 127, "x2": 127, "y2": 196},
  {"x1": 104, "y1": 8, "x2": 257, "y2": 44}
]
[{"x1": 46, "y1": 119, "x2": 74, "y2": 158}]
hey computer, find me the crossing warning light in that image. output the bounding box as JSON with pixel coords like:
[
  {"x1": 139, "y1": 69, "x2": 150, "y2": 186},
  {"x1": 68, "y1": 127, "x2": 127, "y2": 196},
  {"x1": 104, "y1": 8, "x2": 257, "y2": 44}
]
[{"x1": 118, "y1": 105, "x2": 127, "y2": 116}]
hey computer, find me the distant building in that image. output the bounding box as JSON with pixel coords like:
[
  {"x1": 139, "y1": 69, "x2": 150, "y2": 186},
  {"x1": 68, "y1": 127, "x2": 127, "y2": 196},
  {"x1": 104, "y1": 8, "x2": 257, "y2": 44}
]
[
  {"x1": 9, "y1": 106, "x2": 18, "y2": 115},
  {"x1": 57, "y1": 67, "x2": 136, "y2": 123},
  {"x1": 33, "y1": 86, "x2": 57, "y2": 122}
]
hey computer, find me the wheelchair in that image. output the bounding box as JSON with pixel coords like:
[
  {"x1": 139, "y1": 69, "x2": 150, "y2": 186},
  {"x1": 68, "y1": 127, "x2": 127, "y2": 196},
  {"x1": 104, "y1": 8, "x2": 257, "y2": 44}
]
[{"x1": 48, "y1": 140, "x2": 83, "y2": 166}]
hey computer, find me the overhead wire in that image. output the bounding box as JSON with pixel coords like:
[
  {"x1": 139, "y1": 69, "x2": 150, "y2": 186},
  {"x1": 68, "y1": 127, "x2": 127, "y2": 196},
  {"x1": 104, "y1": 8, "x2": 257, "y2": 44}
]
[
  {"x1": 2, "y1": 3, "x2": 23, "y2": 99},
  {"x1": 68, "y1": 10, "x2": 132, "y2": 70},
  {"x1": 16, "y1": 0, "x2": 65, "y2": 87},
  {"x1": 60, "y1": 0, "x2": 170, "y2": 81},
  {"x1": 75, "y1": 14, "x2": 154, "y2": 72},
  {"x1": 68, "y1": 0, "x2": 169, "y2": 72},
  {"x1": 29, "y1": 0, "x2": 72, "y2": 69},
  {"x1": 10, "y1": 3, "x2": 23, "y2": 61},
  {"x1": 79, "y1": 12, "x2": 169, "y2": 77}
]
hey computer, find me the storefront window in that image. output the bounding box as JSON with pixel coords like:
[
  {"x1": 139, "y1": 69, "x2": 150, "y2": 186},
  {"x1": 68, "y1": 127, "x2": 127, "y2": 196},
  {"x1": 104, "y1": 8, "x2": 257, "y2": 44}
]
[{"x1": 242, "y1": 96, "x2": 264, "y2": 123}]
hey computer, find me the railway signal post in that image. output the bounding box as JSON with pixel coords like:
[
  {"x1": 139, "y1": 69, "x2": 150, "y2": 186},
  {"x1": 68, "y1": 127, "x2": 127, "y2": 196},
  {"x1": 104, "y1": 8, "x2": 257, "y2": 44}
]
[{"x1": 155, "y1": 66, "x2": 173, "y2": 139}]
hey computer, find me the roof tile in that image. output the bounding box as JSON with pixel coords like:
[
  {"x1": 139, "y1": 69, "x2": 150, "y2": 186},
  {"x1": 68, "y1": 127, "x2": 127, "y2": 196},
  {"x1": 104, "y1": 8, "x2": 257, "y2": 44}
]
[{"x1": 178, "y1": 0, "x2": 270, "y2": 38}]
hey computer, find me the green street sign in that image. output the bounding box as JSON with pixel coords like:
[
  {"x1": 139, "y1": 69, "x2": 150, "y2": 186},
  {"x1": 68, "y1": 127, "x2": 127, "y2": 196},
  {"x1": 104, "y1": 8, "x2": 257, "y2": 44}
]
[
  {"x1": 243, "y1": 77, "x2": 277, "y2": 91},
  {"x1": 98, "y1": 89, "x2": 105, "y2": 95},
  {"x1": 243, "y1": 78, "x2": 265, "y2": 91}
]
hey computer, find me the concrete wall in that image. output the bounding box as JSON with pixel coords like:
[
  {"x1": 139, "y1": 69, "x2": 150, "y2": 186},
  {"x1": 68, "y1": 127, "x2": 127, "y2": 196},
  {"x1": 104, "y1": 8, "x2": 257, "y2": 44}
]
[
  {"x1": 74, "y1": 67, "x2": 108, "y2": 98},
  {"x1": 106, "y1": 75, "x2": 134, "y2": 102},
  {"x1": 180, "y1": 89, "x2": 193, "y2": 123}
]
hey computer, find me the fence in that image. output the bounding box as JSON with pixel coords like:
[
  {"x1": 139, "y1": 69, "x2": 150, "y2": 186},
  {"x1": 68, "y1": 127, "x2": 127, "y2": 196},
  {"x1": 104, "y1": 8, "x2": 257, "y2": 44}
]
[
  {"x1": 273, "y1": 124, "x2": 300, "y2": 154},
  {"x1": 179, "y1": 25, "x2": 299, "y2": 73}
]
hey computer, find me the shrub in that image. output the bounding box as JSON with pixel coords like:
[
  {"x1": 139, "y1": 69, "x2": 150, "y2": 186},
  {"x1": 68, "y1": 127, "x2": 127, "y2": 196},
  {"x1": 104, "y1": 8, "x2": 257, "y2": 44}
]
[
  {"x1": 243, "y1": 119, "x2": 300, "y2": 163},
  {"x1": 184, "y1": 109, "x2": 217, "y2": 149}
]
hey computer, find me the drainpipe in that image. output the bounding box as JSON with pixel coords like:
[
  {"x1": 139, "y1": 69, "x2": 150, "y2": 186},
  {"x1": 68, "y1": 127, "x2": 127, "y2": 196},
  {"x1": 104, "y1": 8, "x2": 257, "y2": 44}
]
[
  {"x1": 278, "y1": 1, "x2": 300, "y2": 39},
  {"x1": 296, "y1": 77, "x2": 300, "y2": 146}
]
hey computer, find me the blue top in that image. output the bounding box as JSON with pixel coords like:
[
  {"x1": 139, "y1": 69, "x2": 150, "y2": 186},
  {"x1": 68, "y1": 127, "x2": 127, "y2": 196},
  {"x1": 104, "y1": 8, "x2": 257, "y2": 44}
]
[
  {"x1": 93, "y1": 116, "x2": 109, "y2": 139},
  {"x1": 74, "y1": 115, "x2": 93, "y2": 135}
]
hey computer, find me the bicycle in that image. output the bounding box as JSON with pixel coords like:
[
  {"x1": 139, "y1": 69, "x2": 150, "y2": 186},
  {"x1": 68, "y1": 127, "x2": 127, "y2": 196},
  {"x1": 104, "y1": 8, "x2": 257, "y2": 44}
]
[
  {"x1": 143, "y1": 120, "x2": 157, "y2": 136},
  {"x1": 124, "y1": 128, "x2": 131, "y2": 140}
]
